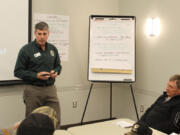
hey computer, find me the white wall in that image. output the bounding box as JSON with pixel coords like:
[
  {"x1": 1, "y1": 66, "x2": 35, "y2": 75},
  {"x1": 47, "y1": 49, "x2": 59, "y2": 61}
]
[
  {"x1": 117, "y1": 0, "x2": 180, "y2": 117},
  {"x1": 0, "y1": 86, "x2": 25, "y2": 127},
  {"x1": 118, "y1": 0, "x2": 180, "y2": 91}
]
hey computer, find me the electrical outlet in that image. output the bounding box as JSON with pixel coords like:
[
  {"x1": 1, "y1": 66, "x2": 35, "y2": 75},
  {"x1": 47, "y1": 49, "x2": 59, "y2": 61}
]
[
  {"x1": 140, "y1": 105, "x2": 144, "y2": 113},
  {"x1": 72, "y1": 101, "x2": 77, "y2": 108}
]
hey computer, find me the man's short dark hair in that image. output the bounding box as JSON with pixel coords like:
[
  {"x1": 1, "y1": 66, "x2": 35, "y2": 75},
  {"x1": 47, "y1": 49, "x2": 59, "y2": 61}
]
[
  {"x1": 16, "y1": 113, "x2": 54, "y2": 135},
  {"x1": 35, "y1": 21, "x2": 49, "y2": 31},
  {"x1": 169, "y1": 74, "x2": 180, "y2": 89}
]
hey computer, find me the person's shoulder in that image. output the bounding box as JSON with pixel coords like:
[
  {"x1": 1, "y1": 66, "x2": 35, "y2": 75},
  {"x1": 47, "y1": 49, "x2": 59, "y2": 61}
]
[
  {"x1": 153, "y1": 93, "x2": 166, "y2": 103},
  {"x1": 47, "y1": 42, "x2": 56, "y2": 47},
  {"x1": 20, "y1": 41, "x2": 34, "y2": 51},
  {"x1": 47, "y1": 42, "x2": 58, "y2": 51},
  {"x1": 174, "y1": 95, "x2": 180, "y2": 101},
  {"x1": 171, "y1": 95, "x2": 180, "y2": 106},
  {"x1": 158, "y1": 92, "x2": 166, "y2": 99}
]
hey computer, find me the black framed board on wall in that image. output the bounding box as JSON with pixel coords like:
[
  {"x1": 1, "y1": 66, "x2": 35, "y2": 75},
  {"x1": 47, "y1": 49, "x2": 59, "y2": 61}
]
[
  {"x1": 88, "y1": 15, "x2": 136, "y2": 82},
  {"x1": 0, "y1": 0, "x2": 32, "y2": 85}
]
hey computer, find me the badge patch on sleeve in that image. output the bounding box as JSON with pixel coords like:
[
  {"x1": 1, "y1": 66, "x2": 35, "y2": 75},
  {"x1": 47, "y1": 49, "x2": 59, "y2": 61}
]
[{"x1": 50, "y1": 50, "x2": 54, "y2": 56}]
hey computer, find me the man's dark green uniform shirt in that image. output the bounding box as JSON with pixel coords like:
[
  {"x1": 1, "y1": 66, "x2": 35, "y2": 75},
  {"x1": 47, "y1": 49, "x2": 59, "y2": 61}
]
[{"x1": 14, "y1": 40, "x2": 62, "y2": 86}]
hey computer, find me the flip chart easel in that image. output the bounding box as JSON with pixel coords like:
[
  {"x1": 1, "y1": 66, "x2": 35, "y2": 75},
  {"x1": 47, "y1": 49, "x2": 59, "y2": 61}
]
[{"x1": 81, "y1": 15, "x2": 138, "y2": 124}]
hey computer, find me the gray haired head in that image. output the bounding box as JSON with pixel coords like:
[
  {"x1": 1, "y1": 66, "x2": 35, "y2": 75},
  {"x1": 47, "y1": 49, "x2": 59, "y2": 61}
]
[{"x1": 35, "y1": 21, "x2": 49, "y2": 31}]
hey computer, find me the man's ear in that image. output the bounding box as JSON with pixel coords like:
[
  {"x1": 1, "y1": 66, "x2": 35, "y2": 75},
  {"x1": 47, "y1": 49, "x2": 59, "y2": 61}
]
[
  {"x1": 176, "y1": 80, "x2": 180, "y2": 89},
  {"x1": 176, "y1": 89, "x2": 180, "y2": 96}
]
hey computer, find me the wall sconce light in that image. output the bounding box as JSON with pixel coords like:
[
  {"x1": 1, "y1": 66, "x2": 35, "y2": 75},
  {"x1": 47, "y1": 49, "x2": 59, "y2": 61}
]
[{"x1": 146, "y1": 18, "x2": 160, "y2": 36}]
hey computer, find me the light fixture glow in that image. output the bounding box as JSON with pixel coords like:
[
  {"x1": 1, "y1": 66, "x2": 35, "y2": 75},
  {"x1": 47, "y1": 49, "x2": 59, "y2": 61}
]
[{"x1": 146, "y1": 18, "x2": 160, "y2": 36}]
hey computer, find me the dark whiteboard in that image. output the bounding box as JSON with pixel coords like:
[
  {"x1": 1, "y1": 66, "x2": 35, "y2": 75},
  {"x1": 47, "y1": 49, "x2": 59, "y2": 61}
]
[
  {"x1": 88, "y1": 15, "x2": 136, "y2": 82},
  {"x1": 0, "y1": 0, "x2": 31, "y2": 85}
]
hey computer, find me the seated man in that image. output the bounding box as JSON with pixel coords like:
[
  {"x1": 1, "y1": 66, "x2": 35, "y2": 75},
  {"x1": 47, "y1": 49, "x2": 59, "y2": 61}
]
[
  {"x1": 138, "y1": 74, "x2": 180, "y2": 134},
  {"x1": 0, "y1": 106, "x2": 58, "y2": 135}
]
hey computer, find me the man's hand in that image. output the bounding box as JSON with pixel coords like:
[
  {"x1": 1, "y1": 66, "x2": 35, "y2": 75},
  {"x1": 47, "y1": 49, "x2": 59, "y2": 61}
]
[
  {"x1": 50, "y1": 70, "x2": 58, "y2": 78},
  {"x1": 37, "y1": 71, "x2": 50, "y2": 80},
  {"x1": 13, "y1": 121, "x2": 21, "y2": 130}
]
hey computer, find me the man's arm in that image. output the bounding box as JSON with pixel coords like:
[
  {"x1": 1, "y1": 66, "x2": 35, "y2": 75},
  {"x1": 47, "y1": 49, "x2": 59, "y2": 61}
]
[
  {"x1": 52, "y1": 48, "x2": 62, "y2": 75},
  {"x1": 140, "y1": 95, "x2": 164, "y2": 122},
  {"x1": 150, "y1": 108, "x2": 180, "y2": 134},
  {"x1": 14, "y1": 49, "x2": 37, "y2": 81}
]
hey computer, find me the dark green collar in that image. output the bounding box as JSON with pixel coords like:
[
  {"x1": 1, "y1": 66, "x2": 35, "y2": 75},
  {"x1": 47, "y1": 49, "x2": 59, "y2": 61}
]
[{"x1": 33, "y1": 40, "x2": 48, "y2": 51}]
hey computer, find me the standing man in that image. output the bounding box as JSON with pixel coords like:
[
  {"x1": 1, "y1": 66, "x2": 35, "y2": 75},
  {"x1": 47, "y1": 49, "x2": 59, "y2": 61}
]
[{"x1": 14, "y1": 21, "x2": 62, "y2": 127}]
